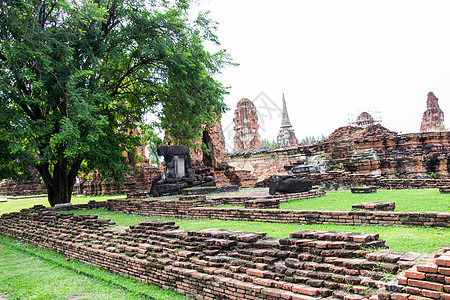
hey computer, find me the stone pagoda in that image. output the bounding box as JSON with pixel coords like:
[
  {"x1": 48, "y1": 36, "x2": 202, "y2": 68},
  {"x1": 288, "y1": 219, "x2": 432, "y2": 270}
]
[
  {"x1": 277, "y1": 93, "x2": 298, "y2": 146},
  {"x1": 233, "y1": 98, "x2": 261, "y2": 151},
  {"x1": 420, "y1": 92, "x2": 445, "y2": 133}
]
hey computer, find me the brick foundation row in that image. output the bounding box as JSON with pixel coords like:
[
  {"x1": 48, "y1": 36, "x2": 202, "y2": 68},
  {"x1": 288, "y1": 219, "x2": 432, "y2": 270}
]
[
  {"x1": 107, "y1": 199, "x2": 450, "y2": 228},
  {"x1": 1, "y1": 207, "x2": 443, "y2": 300}
]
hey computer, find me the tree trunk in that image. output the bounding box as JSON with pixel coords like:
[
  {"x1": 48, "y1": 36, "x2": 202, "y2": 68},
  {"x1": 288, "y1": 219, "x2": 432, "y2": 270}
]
[{"x1": 36, "y1": 160, "x2": 81, "y2": 207}]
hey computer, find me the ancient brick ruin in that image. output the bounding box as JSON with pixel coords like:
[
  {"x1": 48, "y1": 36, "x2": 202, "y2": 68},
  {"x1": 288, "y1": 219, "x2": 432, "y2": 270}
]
[
  {"x1": 228, "y1": 124, "x2": 450, "y2": 187},
  {"x1": 355, "y1": 112, "x2": 375, "y2": 127},
  {"x1": 190, "y1": 120, "x2": 227, "y2": 169},
  {"x1": 1, "y1": 206, "x2": 448, "y2": 300},
  {"x1": 277, "y1": 93, "x2": 298, "y2": 146},
  {"x1": 0, "y1": 168, "x2": 47, "y2": 196},
  {"x1": 233, "y1": 98, "x2": 261, "y2": 151},
  {"x1": 420, "y1": 92, "x2": 446, "y2": 133}
]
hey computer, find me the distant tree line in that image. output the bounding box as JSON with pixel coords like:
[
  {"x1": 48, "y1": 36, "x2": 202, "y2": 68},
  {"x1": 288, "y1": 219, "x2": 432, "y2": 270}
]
[
  {"x1": 260, "y1": 134, "x2": 327, "y2": 148},
  {"x1": 299, "y1": 135, "x2": 327, "y2": 144}
]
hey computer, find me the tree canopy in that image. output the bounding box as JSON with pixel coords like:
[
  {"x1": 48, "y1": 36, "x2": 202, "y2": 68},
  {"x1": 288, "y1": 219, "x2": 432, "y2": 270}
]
[{"x1": 0, "y1": 0, "x2": 232, "y2": 206}]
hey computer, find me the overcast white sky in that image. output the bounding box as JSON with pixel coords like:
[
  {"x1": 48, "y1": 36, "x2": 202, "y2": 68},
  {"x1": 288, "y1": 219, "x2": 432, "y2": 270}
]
[{"x1": 191, "y1": 0, "x2": 450, "y2": 150}]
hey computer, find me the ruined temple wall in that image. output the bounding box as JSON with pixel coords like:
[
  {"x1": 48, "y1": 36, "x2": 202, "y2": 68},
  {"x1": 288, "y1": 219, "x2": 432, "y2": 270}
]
[
  {"x1": 0, "y1": 168, "x2": 47, "y2": 196},
  {"x1": 227, "y1": 131, "x2": 450, "y2": 185},
  {"x1": 227, "y1": 146, "x2": 301, "y2": 182}
]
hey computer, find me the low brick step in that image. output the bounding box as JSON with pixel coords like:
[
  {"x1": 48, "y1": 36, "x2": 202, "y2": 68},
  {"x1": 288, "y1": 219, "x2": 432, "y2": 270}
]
[
  {"x1": 352, "y1": 202, "x2": 395, "y2": 211},
  {"x1": 439, "y1": 186, "x2": 450, "y2": 194}
]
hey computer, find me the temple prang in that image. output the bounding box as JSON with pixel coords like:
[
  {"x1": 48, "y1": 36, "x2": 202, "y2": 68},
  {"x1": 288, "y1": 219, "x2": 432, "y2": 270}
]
[
  {"x1": 233, "y1": 98, "x2": 261, "y2": 151},
  {"x1": 420, "y1": 91, "x2": 445, "y2": 133},
  {"x1": 276, "y1": 93, "x2": 298, "y2": 146}
]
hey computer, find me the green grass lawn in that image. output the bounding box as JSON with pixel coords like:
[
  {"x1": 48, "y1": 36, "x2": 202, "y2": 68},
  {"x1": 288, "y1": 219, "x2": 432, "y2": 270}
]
[
  {"x1": 280, "y1": 189, "x2": 449, "y2": 212},
  {"x1": 0, "y1": 194, "x2": 125, "y2": 215},
  {"x1": 0, "y1": 236, "x2": 190, "y2": 300}
]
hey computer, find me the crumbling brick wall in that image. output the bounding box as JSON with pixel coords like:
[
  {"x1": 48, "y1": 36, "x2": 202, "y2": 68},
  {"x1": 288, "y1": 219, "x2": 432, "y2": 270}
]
[
  {"x1": 106, "y1": 198, "x2": 450, "y2": 228},
  {"x1": 1, "y1": 207, "x2": 444, "y2": 300},
  {"x1": 227, "y1": 126, "x2": 450, "y2": 186}
]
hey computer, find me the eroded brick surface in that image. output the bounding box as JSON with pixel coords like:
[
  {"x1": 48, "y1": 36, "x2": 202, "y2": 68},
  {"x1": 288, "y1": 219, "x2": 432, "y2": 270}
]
[{"x1": 0, "y1": 207, "x2": 438, "y2": 300}]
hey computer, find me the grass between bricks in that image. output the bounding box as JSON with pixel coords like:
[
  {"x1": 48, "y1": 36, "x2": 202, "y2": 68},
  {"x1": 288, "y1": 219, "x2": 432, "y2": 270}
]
[
  {"x1": 0, "y1": 235, "x2": 190, "y2": 300},
  {"x1": 65, "y1": 209, "x2": 449, "y2": 253},
  {"x1": 0, "y1": 194, "x2": 126, "y2": 215},
  {"x1": 279, "y1": 189, "x2": 449, "y2": 212},
  {"x1": 204, "y1": 189, "x2": 449, "y2": 212}
]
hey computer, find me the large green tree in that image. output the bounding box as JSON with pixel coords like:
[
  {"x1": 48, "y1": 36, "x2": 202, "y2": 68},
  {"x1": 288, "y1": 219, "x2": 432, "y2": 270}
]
[{"x1": 0, "y1": 0, "x2": 231, "y2": 206}]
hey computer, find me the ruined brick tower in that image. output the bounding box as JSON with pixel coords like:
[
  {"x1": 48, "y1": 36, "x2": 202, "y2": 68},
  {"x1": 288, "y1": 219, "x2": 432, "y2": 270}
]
[
  {"x1": 233, "y1": 98, "x2": 261, "y2": 151},
  {"x1": 277, "y1": 93, "x2": 298, "y2": 146},
  {"x1": 355, "y1": 112, "x2": 374, "y2": 127},
  {"x1": 420, "y1": 92, "x2": 445, "y2": 133}
]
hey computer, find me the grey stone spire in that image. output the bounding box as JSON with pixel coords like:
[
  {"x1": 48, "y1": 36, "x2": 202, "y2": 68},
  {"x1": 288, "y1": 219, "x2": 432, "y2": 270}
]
[
  {"x1": 277, "y1": 93, "x2": 298, "y2": 146},
  {"x1": 280, "y1": 93, "x2": 292, "y2": 128}
]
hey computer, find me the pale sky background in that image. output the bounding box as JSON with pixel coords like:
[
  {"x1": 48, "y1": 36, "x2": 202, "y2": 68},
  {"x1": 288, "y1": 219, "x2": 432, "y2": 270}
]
[{"x1": 191, "y1": 0, "x2": 450, "y2": 151}]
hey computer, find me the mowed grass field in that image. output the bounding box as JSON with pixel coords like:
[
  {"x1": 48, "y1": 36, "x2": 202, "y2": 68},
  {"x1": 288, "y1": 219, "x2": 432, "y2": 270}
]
[{"x1": 0, "y1": 188, "x2": 448, "y2": 299}]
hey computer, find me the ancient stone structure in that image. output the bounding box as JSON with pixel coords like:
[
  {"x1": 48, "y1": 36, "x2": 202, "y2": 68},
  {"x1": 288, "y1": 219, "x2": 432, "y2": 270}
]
[
  {"x1": 269, "y1": 175, "x2": 313, "y2": 195},
  {"x1": 355, "y1": 112, "x2": 375, "y2": 127},
  {"x1": 150, "y1": 145, "x2": 216, "y2": 197},
  {"x1": 420, "y1": 92, "x2": 445, "y2": 133},
  {"x1": 189, "y1": 120, "x2": 227, "y2": 173},
  {"x1": 1, "y1": 206, "x2": 448, "y2": 300},
  {"x1": 227, "y1": 124, "x2": 450, "y2": 187},
  {"x1": 75, "y1": 162, "x2": 160, "y2": 196},
  {"x1": 0, "y1": 168, "x2": 46, "y2": 196},
  {"x1": 277, "y1": 93, "x2": 298, "y2": 146},
  {"x1": 107, "y1": 197, "x2": 449, "y2": 228},
  {"x1": 352, "y1": 202, "x2": 395, "y2": 211},
  {"x1": 233, "y1": 98, "x2": 261, "y2": 151}
]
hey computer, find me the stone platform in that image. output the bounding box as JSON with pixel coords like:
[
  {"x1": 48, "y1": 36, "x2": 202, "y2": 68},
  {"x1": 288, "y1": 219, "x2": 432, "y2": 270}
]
[
  {"x1": 351, "y1": 186, "x2": 377, "y2": 194},
  {"x1": 352, "y1": 202, "x2": 395, "y2": 211}
]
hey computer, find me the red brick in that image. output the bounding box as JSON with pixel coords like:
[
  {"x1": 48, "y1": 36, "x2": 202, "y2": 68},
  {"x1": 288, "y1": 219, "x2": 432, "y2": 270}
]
[
  {"x1": 252, "y1": 278, "x2": 273, "y2": 287},
  {"x1": 391, "y1": 293, "x2": 409, "y2": 300},
  {"x1": 408, "y1": 296, "x2": 432, "y2": 300},
  {"x1": 438, "y1": 267, "x2": 450, "y2": 276},
  {"x1": 436, "y1": 255, "x2": 450, "y2": 267},
  {"x1": 203, "y1": 267, "x2": 217, "y2": 274},
  {"x1": 246, "y1": 268, "x2": 267, "y2": 278},
  {"x1": 291, "y1": 294, "x2": 315, "y2": 300},
  {"x1": 441, "y1": 293, "x2": 450, "y2": 300},
  {"x1": 407, "y1": 279, "x2": 443, "y2": 292},
  {"x1": 405, "y1": 286, "x2": 421, "y2": 295},
  {"x1": 261, "y1": 287, "x2": 281, "y2": 297},
  {"x1": 405, "y1": 266, "x2": 426, "y2": 280},
  {"x1": 397, "y1": 274, "x2": 408, "y2": 285},
  {"x1": 291, "y1": 284, "x2": 319, "y2": 296},
  {"x1": 416, "y1": 264, "x2": 438, "y2": 274},
  {"x1": 421, "y1": 289, "x2": 441, "y2": 299}
]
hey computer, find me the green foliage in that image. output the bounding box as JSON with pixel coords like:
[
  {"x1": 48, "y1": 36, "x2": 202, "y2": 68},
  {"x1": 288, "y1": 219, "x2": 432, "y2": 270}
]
[
  {"x1": 299, "y1": 134, "x2": 327, "y2": 144},
  {"x1": 260, "y1": 138, "x2": 277, "y2": 148},
  {"x1": 141, "y1": 124, "x2": 163, "y2": 166},
  {"x1": 0, "y1": 0, "x2": 232, "y2": 205},
  {"x1": 280, "y1": 189, "x2": 449, "y2": 212}
]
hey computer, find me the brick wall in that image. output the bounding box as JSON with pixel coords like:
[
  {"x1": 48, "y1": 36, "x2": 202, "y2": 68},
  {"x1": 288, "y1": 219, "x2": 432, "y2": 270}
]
[
  {"x1": 1, "y1": 206, "x2": 443, "y2": 300},
  {"x1": 106, "y1": 198, "x2": 450, "y2": 228},
  {"x1": 382, "y1": 247, "x2": 450, "y2": 300},
  {"x1": 228, "y1": 127, "x2": 450, "y2": 187}
]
